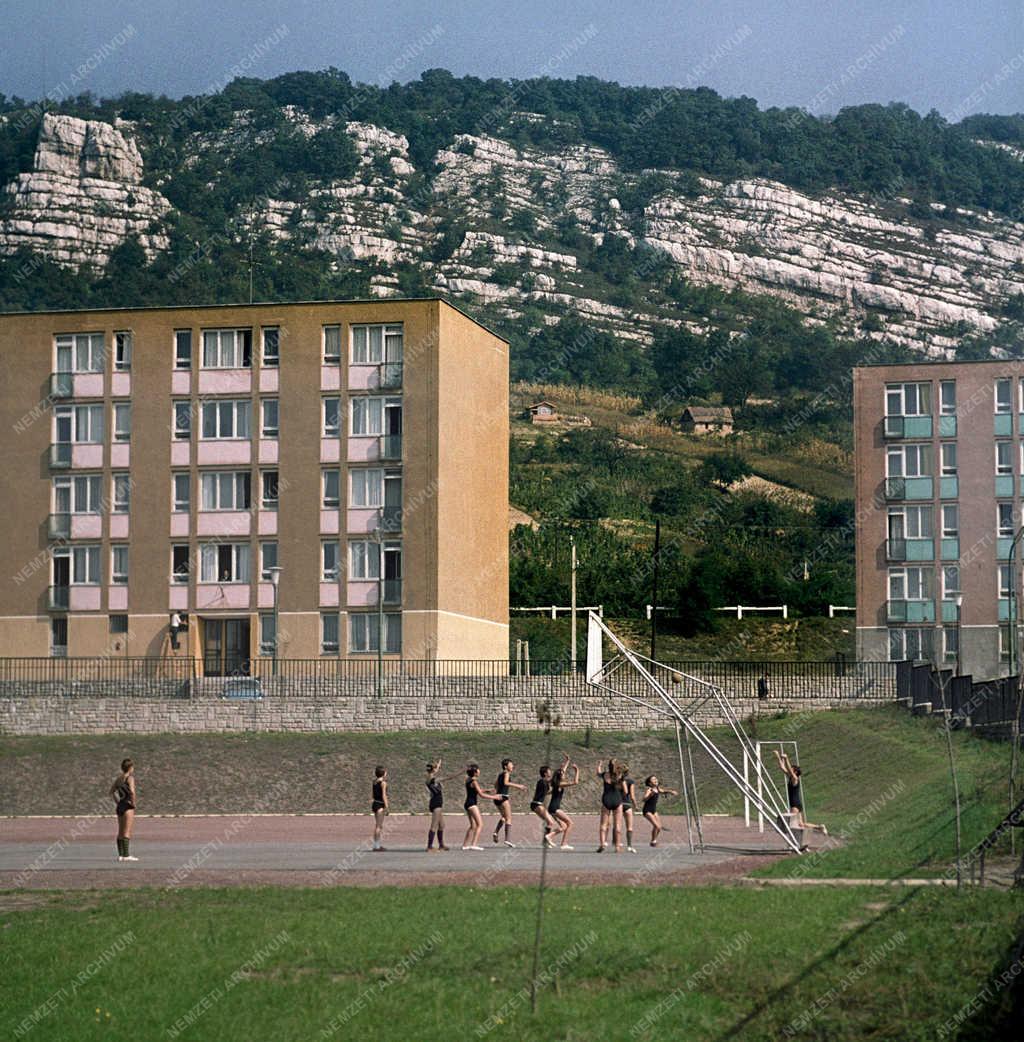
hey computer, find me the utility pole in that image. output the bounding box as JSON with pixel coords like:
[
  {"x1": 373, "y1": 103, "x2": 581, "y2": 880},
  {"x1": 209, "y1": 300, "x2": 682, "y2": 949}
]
[
  {"x1": 376, "y1": 526, "x2": 384, "y2": 698},
  {"x1": 570, "y1": 536, "x2": 577, "y2": 673},
  {"x1": 650, "y1": 519, "x2": 661, "y2": 660}
]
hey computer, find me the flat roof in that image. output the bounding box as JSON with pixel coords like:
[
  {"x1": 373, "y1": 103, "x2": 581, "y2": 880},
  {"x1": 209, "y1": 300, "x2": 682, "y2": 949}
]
[
  {"x1": 0, "y1": 295, "x2": 510, "y2": 344},
  {"x1": 854, "y1": 357, "x2": 1021, "y2": 369}
]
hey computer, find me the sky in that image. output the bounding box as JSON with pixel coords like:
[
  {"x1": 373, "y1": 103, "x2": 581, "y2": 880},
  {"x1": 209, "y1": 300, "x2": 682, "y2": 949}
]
[{"x1": 3, "y1": 0, "x2": 1023, "y2": 121}]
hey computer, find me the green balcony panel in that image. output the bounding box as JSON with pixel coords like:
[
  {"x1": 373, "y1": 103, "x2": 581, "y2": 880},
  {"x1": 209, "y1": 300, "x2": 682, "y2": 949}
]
[
  {"x1": 886, "y1": 600, "x2": 907, "y2": 622},
  {"x1": 995, "y1": 414, "x2": 1013, "y2": 436},
  {"x1": 939, "y1": 415, "x2": 957, "y2": 437},
  {"x1": 905, "y1": 600, "x2": 935, "y2": 623},
  {"x1": 903, "y1": 416, "x2": 932, "y2": 437},
  {"x1": 1000, "y1": 598, "x2": 1011, "y2": 622},
  {"x1": 941, "y1": 601, "x2": 960, "y2": 623},
  {"x1": 996, "y1": 475, "x2": 1015, "y2": 497},
  {"x1": 904, "y1": 477, "x2": 934, "y2": 500},
  {"x1": 998, "y1": 537, "x2": 1014, "y2": 560},
  {"x1": 906, "y1": 538, "x2": 934, "y2": 561},
  {"x1": 940, "y1": 477, "x2": 958, "y2": 499},
  {"x1": 940, "y1": 538, "x2": 960, "y2": 561},
  {"x1": 1019, "y1": 414, "x2": 1024, "y2": 436}
]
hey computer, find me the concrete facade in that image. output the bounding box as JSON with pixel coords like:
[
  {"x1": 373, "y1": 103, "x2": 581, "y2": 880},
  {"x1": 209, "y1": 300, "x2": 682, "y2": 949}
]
[
  {"x1": 854, "y1": 359, "x2": 1024, "y2": 679},
  {"x1": 0, "y1": 299, "x2": 509, "y2": 669}
]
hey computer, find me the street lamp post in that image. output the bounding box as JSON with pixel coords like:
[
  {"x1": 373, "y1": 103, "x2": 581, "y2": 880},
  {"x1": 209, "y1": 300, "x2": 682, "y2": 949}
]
[
  {"x1": 954, "y1": 594, "x2": 963, "y2": 677},
  {"x1": 268, "y1": 566, "x2": 282, "y2": 678},
  {"x1": 375, "y1": 526, "x2": 384, "y2": 699}
]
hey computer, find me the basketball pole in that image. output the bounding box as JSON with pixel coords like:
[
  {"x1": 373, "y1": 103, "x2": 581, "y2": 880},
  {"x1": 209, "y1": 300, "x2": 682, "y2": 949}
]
[{"x1": 675, "y1": 718, "x2": 695, "y2": 854}]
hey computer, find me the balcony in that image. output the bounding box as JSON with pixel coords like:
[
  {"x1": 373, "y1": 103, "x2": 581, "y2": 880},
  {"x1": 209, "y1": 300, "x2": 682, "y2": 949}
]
[
  {"x1": 939, "y1": 415, "x2": 957, "y2": 437},
  {"x1": 995, "y1": 414, "x2": 1013, "y2": 437},
  {"x1": 941, "y1": 601, "x2": 961, "y2": 623},
  {"x1": 885, "y1": 538, "x2": 907, "y2": 561},
  {"x1": 996, "y1": 475, "x2": 1016, "y2": 498},
  {"x1": 887, "y1": 599, "x2": 934, "y2": 623},
  {"x1": 49, "y1": 372, "x2": 73, "y2": 398},
  {"x1": 885, "y1": 476, "x2": 933, "y2": 500},
  {"x1": 380, "y1": 363, "x2": 403, "y2": 390},
  {"x1": 380, "y1": 507, "x2": 402, "y2": 533},
  {"x1": 885, "y1": 538, "x2": 935, "y2": 562},
  {"x1": 49, "y1": 442, "x2": 72, "y2": 468},
  {"x1": 47, "y1": 513, "x2": 71, "y2": 539},
  {"x1": 884, "y1": 477, "x2": 905, "y2": 500},
  {"x1": 382, "y1": 579, "x2": 402, "y2": 605},
  {"x1": 48, "y1": 585, "x2": 70, "y2": 610},
  {"x1": 884, "y1": 415, "x2": 932, "y2": 438},
  {"x1": 380, "y1": 435, "x2": 402, "y2": 461}
]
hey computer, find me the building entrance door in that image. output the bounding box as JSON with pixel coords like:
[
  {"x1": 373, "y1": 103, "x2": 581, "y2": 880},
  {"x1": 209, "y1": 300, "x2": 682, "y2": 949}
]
[{"x1": 202, "y1": 618, "x2": 251, "y2": 676}]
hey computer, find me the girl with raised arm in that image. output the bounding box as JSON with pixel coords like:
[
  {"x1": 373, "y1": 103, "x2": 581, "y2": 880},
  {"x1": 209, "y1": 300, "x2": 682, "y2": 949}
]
[
  {"x1": 548, "y1": 754, "x2": 580, "y2": 850},
  {"x1": 641, "y1": 775, "x2": 678, "y2": 846},
  {"x1": 425, "y1": 759, "x2": 457, "y2": 852},
  {"x1": 596, "y1": 758, "x2": 624, "y2": 853}
]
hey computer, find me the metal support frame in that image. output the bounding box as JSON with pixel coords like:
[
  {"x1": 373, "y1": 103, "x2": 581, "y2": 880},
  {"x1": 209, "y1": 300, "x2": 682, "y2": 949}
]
[
  {"x1": 585, "y1": 612, "x2": 802, "y2": 853},
  {"x1": 743, "y1": 741, "x2": 800, "y2": 834}
]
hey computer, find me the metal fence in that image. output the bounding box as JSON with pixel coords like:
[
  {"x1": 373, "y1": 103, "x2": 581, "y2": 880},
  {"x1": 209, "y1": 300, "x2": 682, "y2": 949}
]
[{"x1": 896, "y1": 660, "x2": 1024, "y2": 732}]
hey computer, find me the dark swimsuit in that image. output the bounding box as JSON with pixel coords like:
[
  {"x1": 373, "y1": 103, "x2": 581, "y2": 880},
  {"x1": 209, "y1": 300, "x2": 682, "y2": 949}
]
[
  {"x1": 530, "y1": 778, "x2": 550, "y2": 810},
  {"x1": 464, "y1": 778, "x2": 478, "y2": 811},
  {"x1": 642, "y1": 788, "x2": 660, "y2": 816},
  {"x1": 548, "y1": 772, "x2": 565, "y2": 814},
  {"x1": 493, "y1": 771, "x2": 510, "y2": 808},
  {"x1": 115, "y1": 778, "x2": 134, "y2": 816},
  {"x1": 601, "y1": 776, "x2": 622, "y2": 810},
  {"x1": 787, "y1": 777, "x2": 803, "y2": 811},
  {"x1": 372, "y1": 779, "x2": 386, "y2": 812},
  {"x1": 621, "y1": 779, "x2": 635, "y2": 813},
  {"x1": 426, "y1": 776, "x2": 443, "y2": 811}
]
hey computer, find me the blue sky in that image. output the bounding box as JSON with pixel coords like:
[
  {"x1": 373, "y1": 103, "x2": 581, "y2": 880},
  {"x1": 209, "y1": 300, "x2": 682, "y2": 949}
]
[{"x1": 4, "y1": 0, "x2": 1023, "y2": 119}]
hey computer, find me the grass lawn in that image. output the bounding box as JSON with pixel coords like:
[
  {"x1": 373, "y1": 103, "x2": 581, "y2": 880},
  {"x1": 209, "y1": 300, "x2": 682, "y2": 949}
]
[{"x1": 1, "y1": 885, "x2": 1021, "y2": 1042}]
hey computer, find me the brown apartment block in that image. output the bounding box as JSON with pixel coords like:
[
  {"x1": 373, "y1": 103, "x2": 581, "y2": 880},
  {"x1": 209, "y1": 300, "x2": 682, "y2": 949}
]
[
  {"x1": 854, "y1": 359, "x2": 1024, "y2": 681},
  {"x1": 0, "y1": 298, "x2": 509, "y2": 672}
]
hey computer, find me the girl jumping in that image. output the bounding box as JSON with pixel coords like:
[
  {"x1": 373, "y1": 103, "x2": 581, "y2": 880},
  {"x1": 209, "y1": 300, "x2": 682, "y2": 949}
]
[
  {"x1": 110, "y1": 758, "x2": 137, "y2": 862},
  {"x1": 548, "y1": 754, "x2": 580, "y2": 850},
  {"x1": 642, "y1": 775, "x2": 678, "y2": 846}
]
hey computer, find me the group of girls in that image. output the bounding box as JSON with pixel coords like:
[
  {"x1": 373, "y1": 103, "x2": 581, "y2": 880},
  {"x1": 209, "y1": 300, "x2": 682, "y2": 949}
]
[{"x1": 369, "y1": 756, "x2": 677, "y2": 852}]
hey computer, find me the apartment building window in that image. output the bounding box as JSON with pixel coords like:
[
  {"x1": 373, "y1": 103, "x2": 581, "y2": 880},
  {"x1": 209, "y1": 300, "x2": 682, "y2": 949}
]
[
  {"x1": 999, "y1": 503, "x2": 1016, "y2": 538},
  {"x1": 262, "y1": 327, "x2": 280, "y2": 367},
  {"x1": 885, "y1": 382, "x2": 931, "y2": 416},
  {"x1": 51, "y1": 617, "x2": 68, "y2": 658},
  {"x1": 888, "y1": 627, "x2": 932, "y2": 662},
  {"x1": 199, "y1": 543, "x2": 250, "y2": 583},
  {"x1": 261, "y1": 398, "x2": 279, "y2": 438},
  {"x1": 940, "y1": 443, "x2": 957, "y2": 476},
  {"x1": 1000, "y1": 564, "x2": 1012, "y2": 599},
  {"x1": 350, "y1": 468, "x2": 401, "y2": 509},
  {"x1": 351, "y1": 323, "x2": 403, "y2": 364},
  {"x1": 349, "y1": 613, "x2": 401, "y2": 654},
  {"x1": 888, "y1": 566, "x2": 933, "y2": 602},
  {"x1": 113, "y1": 402, "x2": 132, "y2": 442},
  {"x1": 260, "y1": 541, "x2": 278, "y2": 581},
  {"x1": 351, "y1": 396, "x2": 401, "y2": 436},
  {"x1": 56, "y1": 332, "x2": 105, "y2": 373},
  {"x1": 109, "y1": 613, "x2": 129, "y2": 635},
  {"x1": 888, "y1": 505, "x2": 933, "y2": 540},
  {"x1": 939, "y1": 381, "x2": 956, "y2": 415},
  {"x1": 173, "y1": 473, "x2": 191, "y2": 512},
  {"x1": 112, "y1": 474, "x2": 131, "y2": 514},
  {"x1": 322, "y1": 541, "x2": 340, "y2": 581},
  {"x1": 200, "y1": 472, "x2": 251, "y2": 511},
  {"x1": 323, "y1": 325, "x2": 341, "y2": 364},
  {"x1": 200, "y1": 400, "x2": 250, "y2": 439},
  {"x1": 996, "y1": 378, "x2": 1012, "y2": 413},
  {"x1": 175, "y1": 330, "x2": 192, "y2": 369},
  {"x1": 172, "y1": 545, "x2": 190, "y2": 583},
  {"x1": 997, "y1": 441, "x2": 1014, "y2": 474},
  {"x1": 323, "y1": 398, "x2": 340, "y2": 437},
  {"x1": 941, "y1": 505, "x2": 958, "y2": 538},
  {"x1": 943, "y1": 626, "x2": 959, "y2": 663},
  {"x1": 54, "y1": 475, "x2": 101, "y2": 514},
  {"x1": 942, "y1": 565, "x2": 960, "y2": 600},
  {"x1": 202, "y1": 328, "x2": 252, "y2": 369},
  {"x1": 259, "y1": 614, "x2": 277, "y2": 656},
  {"x1": 261, "y1": 471, "x2": 279, "y2": 510},
  {"x1": 886, "y1": 443, "x2": 931, "y2": 477},
  {"x1": 114, "y1": 332, "x2": 132, "y2": 371},
  {"x1": 321, "y1": 613, "x2": 340, "y2": 653},
  {"x1": 70, "y1": 545, "x2": 100, "y2": 585},
  {"x1": 173, "y1": 401, "x2": 192, "y2": 440},
  {"x1": 323, "y1": 470, "x2": 340, "y2": 507},
  {"x1": 1001, "y1": 627, "x2": 1012, "y2": 661},
  {"x1": 111, "y1": 546, "x2": 129, "y2": 585},
  {"x1": 56, "y1": 404, "x2": 104, "y2": 443},
  {"x1": 349, "y1": 540, "x2": 380, "y2": 579}
]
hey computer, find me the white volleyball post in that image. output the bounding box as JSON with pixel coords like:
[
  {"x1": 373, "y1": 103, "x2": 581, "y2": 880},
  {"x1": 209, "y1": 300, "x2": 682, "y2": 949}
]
[{"x1": 743, "y1": 740, "x2": 800, "y2": 833}]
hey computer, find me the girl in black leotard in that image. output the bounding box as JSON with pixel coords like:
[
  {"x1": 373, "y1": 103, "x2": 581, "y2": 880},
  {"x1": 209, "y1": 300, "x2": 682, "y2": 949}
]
[
  {"x1": 371, "y1": 766, "x2": 389, "y2": 851},
  {"x1": 109, "y1": 757, "x2": 137, "y2": 862},
  {"x1": 425, "y1": 760, "x2": 455, "y2": 852},
  {"x1": 528, "y1": 766, "x2": 563, "y2": 846},
  {"x1": 641, "y1": 775, "x2": 678, "y2": 847},
  {"x1": 619, "y1": 765, "x2": 638, "y2": 853},
  {"x1": 490, "y1": 758, "x2": 526, "y2": 847},
  {"x1": 462, "y1": 764, "x2": 500, "y2": 850},
  {"x1": 548, "y1": 753, "x2": 580, "y2": 850},
  {"x1": 596, "y1": 758, "x2": 624, "y2": 853}
]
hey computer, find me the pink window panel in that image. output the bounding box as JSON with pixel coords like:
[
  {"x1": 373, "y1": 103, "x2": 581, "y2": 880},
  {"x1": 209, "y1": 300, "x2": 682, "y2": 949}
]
[
  {"x1": 197, "y1": 441, "x2": 250, "y2": 465},
  {"x1": 347, "y1": 437, "x2": 379, "y2": 463},
  {"x1": 320, "y1": 439, "x2": 340, "y2": 463},
  {"x1": 171, "y1": 372, "x2": 191, "y2": 395},
  {"x1": 321, "y1": 366, "x2": 341, "y2": 391},
  {"x1": 320, "y1": 509, "x2": 340, "y2": 534},
  {"x1": 257, "y1": 583, "x2": 275, "y2": 609},
  {"x1": 169, "y1": 586, "x2": 189, "y2": 610},
  {"x1": 70, "y1": 515, "x2": 103, "y2": 539},
  {"x1": 347, "y1": 366, "x2": 379, "y2": 391},
  {"x1": 108, "y1": 587, "x2": 128, "y2": 611},
  {"x1": 111, "y1": 374, "x2": 131, "y2": 397},
  {"x1": 110, "y1": 444, "x2": 130, "y2": 468},
  {"x1": 320, "y1": 583, "x2": 340, "y2": 607},
  {"x1": 109, "y1": 515, "x2": 130, "y2": 539},
  {"x1": 259, "y1": 369, "x2": 279, "y2": 393},
  {"x1": 69, "y1": 586, "x2": 101, "y2": 611},
  {"x1": 171, "y1": 442, "x2": 191, "y2": 466},
  {"x1": 198, "y1": 370, "x2": 251, "y2": 396},
  {"x1": 197, "y1": 511, "x2": 251, "y2": 537},
  {"x1": 346, "y1": 508, "x2": 378, "y2": 535},
  {"x1": 73, "y1": 374, "x2": 104, "y2": 398},
  {"x1": 72, "y1": 444, "x2": 104, "y2": 469},
  {"x1": 258, "y1": 440, "x2": 278, "y2": 465},
  {"x1": 170, "y1": 513, "x2": 190, "y2": 537},
  {"x1": 257, "y1": 512, "x2": 277, "y2": 536},
  {"x1": 196, "y1": 584, "x2": 250, "y2": 610},
  {"x1": 347, "y1": 581, "x2": 378, "y2": 607}
]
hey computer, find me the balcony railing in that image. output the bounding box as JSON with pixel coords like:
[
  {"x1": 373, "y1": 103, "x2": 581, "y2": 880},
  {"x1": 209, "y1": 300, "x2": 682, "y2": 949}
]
[
  {"x1": 884, "y1": 477, "x2": 906, "y2": 500},
  {"x1": 885, "y1": 538, "x2": 907, "y2": 561},
  {"x1": 380, "y1": 507, "x2": 402, "y2": 532},
  {"x1": 48, "y1": 585, "x2": 70, "y2": 610},
  {"x1": 50, "y1": 372, "x2": 73, "y2": 398},
  {"x1": 382, "y1": 579, "x2": 402, "y2": 605},
  {"x1": 48, "y1": 513, "x2": 71, "y2": 539},
  {"x1": 380, "y1": 363, "x2": 403, "y2": 390},
  {"x1": 883, "y1": 416, "x2": 905, "y2": 438},
  {"x1": 380, "y1": 435, "x2": 402, "y2": 461},
  {"x1": 49, "y1": 442, "x2": 72, "y2": 468}
]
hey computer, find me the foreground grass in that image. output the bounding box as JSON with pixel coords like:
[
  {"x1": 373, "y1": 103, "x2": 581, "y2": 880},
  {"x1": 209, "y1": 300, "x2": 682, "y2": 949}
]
[{"x1": 1, "y1": 885, "x2": 1019, "y2": 1042}]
